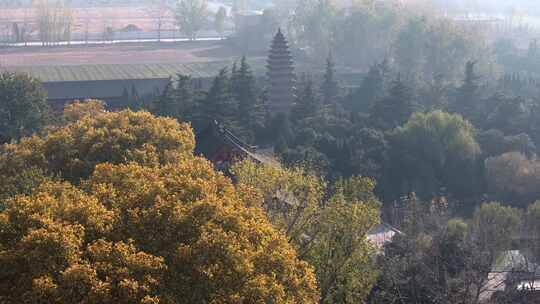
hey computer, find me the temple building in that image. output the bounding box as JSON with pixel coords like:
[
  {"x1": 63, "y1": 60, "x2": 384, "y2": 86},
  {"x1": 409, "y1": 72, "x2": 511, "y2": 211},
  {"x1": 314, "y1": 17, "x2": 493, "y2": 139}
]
[
  {"x1": 196, "y1": 120, "x2": 277, "y2": 171},
  {"x1": 266, "y1": 29, "x2": 296, "y2": 115}
]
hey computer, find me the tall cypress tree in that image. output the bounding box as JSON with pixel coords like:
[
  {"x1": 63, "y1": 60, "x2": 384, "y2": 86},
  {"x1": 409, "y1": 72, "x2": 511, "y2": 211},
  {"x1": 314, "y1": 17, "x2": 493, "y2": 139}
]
[
  {"x1": 232, "y1": 56, "x2": 265, "y2": 140},
  {"x1": 291, "y1": 75, "x2": 320, "y2": 124},
  {"x1": 152, "y1": 74, "x2": 195, "y2": 123},
  {"x1": 369, "y1": 76, "x2": 415, "y2": 130},
  {"x1": 203, "y1": 67, "x2": 238, "y2": 128},
  {"x1": 528, "y1": 100, "x2": 540, "y2": 151},
  {"x1": 452, "y1": 61, "x2": 480, "y2": 120},
  {"x1": 320, "y1": 53, "x2": 339, "y2": 105},
  {"x1": 232, "y1": 57, "x2": 257, "y2": 113},
  {"x1": 352, "y1": 65, "x2": 384, "y2": 113},
  {"x1": 346, "y1": 60, "x2": 389, "y2": 113},
  {"x1": 152, "y1": 78, "x2": 176, "y2": 117},
  {"x1": 230, "y1": 61, "x2": 239, "y2": 90},
  {"x1": 175, "y1": 74, "x2": 196, "y2": 122},
  {"x1": 121, "y1": 87, "x2": 130, "y2": 108},
  {"x1": 130, "y1": 85, "x2": 142, "y2": 110}
]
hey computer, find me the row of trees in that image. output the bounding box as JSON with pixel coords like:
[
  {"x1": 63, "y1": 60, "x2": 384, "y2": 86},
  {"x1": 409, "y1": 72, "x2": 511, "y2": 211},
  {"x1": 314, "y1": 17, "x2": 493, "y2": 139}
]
[
  {"x1": 151, "y1": 56, "x2": 265, "y2": 141},
  {"x1": 5, "y1": 0, "x2": 227, "y2": 44},
  {"x1": 280, "y1": 0, "x2": 497, "y2": 85},
  {"x1": 146, "y1": 0, "x2": 228, "y2": 41}
]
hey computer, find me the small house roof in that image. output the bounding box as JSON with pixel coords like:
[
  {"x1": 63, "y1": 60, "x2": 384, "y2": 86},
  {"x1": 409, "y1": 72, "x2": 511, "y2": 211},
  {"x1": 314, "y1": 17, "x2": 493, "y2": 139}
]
[
  {"x1": 492, "y1": 250, "x2": 540, "y2": 274},
  {"x1": 367, "y1": 223, "x2": 402, "y2": 249},
  {"x1": 481, "y1": 251, "x2": 540, "y2": 302}
]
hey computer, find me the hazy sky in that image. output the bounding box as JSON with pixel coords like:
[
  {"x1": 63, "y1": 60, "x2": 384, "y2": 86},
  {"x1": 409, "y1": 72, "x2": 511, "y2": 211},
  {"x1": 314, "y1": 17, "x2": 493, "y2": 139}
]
[{"x1": 431, "y1": 0, "x2": 540, "y2": 14}]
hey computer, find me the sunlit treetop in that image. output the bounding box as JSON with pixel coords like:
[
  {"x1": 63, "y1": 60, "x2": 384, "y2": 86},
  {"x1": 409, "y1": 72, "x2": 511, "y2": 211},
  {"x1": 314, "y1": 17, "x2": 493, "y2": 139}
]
[
  {"x1": 0, "y1": 107, "x2": 196, "y2": 198},
  {"x1": 0, "y1": 107, "x2": 320, "y2": 303}
]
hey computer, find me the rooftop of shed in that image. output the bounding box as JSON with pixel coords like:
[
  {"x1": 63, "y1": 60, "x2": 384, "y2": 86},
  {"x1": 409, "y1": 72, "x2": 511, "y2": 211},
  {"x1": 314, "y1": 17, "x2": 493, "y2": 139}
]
[{"x1": 4, "y1": 60, "x2": 267, "y2": 83}]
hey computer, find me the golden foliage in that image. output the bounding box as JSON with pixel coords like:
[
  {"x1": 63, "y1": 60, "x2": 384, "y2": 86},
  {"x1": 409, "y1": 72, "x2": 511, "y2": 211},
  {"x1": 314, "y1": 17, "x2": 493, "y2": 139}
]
[
  {"x1": 309, "y1": 192, "x2": 379, "y2": 303},
  {"x1": 0, "y1": 110, "x2": 319, "y2": 303},
  {"x1": 231, "y1": 159, "x2": 380, "y2": 303},
  {"x1": 485, "y1": 152, "x2": 540, "y2": 197},
  {"x1": 63, "y1": 99, "x2": 107, "y2": 123},
  {"x1": 230, "y1": 159, "x2": 325, "y2": 245},
  {"x1": 0, "y1": 109, "x2": 195, "y2": 197}
]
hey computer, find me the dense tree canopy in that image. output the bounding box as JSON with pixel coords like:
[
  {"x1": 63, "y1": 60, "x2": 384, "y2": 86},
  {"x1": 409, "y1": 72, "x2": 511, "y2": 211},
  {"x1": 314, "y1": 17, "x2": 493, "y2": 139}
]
[
  {"x1": 369, "y1": 78, "x2": 415, "y2": 130},
  {"x1": 0, "y1": 162, "x2": 319, "y2": 303},
  {"x1": 151, "y1": 75, "x2": 196, "y2": 125},
  {"x1": 175, "y1": 0, "x2": 207, "y2": 40},
  {"x1": 472, "y1": 202, "x2": 522, "y2": 256},
  {"x1": 62, "y1": 99, "x2": 107, "y2": 124},
  {"x1": 525, "y1": 201, "x2": 540, "y2": 261},
  {"x1": 485, "y1": 152, "x2": 540, "y2": 204},
  {"x1": 0, "y1": 108, "x2": 195, "y2": 199},
  {"x1": 231, "y1": 160, "x2": 380, "y2": 304},
  {"x1": 370, "y1": 197, "x2": 528, "y2": 304},
  {"x1": 0, "y1": 108, "x2": 320, "y2": 303},
  {"x1": 386, "y1": 110, "x2": 481, "y2": 200}
]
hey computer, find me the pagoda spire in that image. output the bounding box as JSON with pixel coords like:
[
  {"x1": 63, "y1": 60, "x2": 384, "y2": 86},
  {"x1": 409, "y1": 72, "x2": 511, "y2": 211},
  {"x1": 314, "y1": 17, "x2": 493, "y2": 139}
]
[{"x1": 266, "y1": 28, "x2": 296, "y2": 115}]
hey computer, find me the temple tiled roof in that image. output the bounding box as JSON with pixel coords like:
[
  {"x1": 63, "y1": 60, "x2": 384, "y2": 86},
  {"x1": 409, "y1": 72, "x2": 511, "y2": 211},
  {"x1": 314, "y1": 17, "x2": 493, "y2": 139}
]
[{"x1": 196, "y1": 120, "x2": 277, "y2": 166}]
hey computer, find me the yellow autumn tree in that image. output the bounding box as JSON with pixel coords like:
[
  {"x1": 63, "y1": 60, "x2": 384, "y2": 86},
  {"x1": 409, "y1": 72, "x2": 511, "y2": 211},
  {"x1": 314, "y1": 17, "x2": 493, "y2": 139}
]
[
  {"x1": 230, "y1": 158, "x2": 325, "y2": 246},
  {"x1": 0, "y1": 107, "x2": 319, "y2": 303},
  {"x1": 0, "y1": 107, "x2": 194, "y2": 199},
  {"x1": 231, "y1": 160, "x2": 380, "y2": 303},
  {"x1": 62, "y1": 99, "x2": 107, "y2": 123}
]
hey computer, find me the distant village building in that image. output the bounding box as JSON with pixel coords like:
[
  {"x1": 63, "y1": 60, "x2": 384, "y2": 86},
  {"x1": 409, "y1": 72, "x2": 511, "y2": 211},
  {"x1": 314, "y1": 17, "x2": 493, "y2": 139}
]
[{"x1": 266, "y1": 29, "x2": 296, "y2": 115}]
